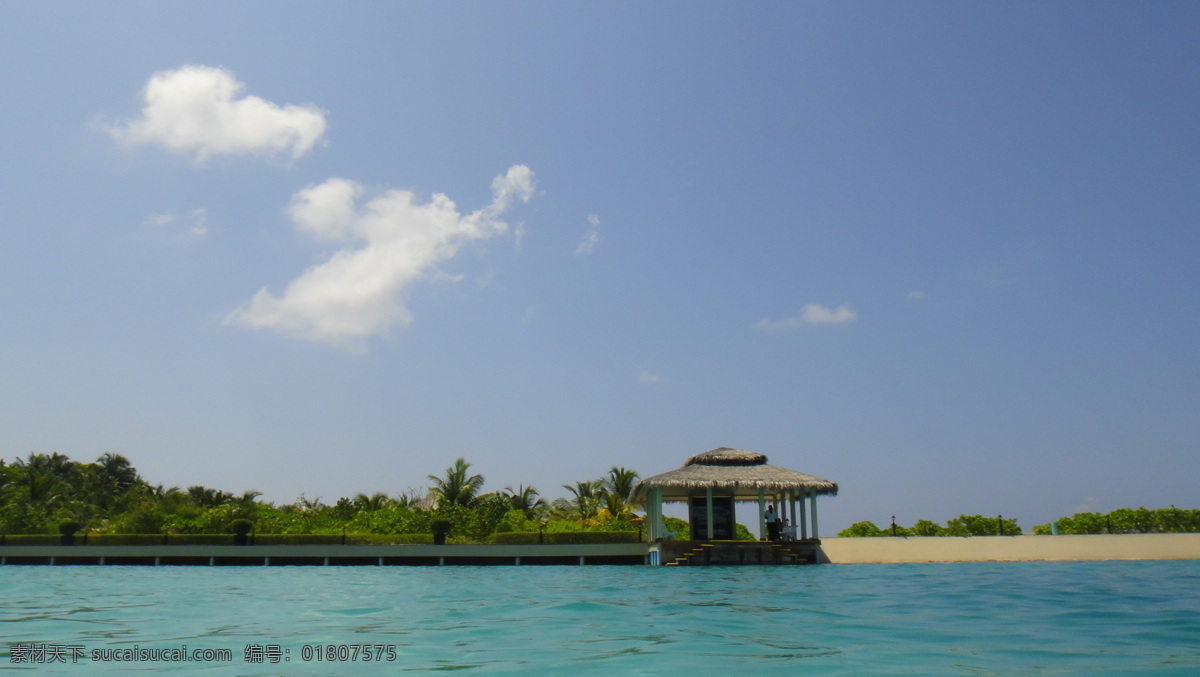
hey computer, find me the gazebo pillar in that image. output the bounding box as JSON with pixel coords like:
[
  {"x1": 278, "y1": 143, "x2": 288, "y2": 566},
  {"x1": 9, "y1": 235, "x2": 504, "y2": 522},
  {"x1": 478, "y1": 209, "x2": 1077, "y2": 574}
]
[
  {"x1": 789, "y1": 490, "x2": 798, "y2": 537},
  {"x1": 781, "y1": 491, "x2": 789, "y2": 534},
  {"x1": 644, "y1": 489, "x2": 653, "y2": 540},
  {"x1": 810, "y1": 490, "x2": 819, "y2": 540},
  {"x1": 650, "y1": 487, "x2": 665, "y2": 541},
  {"x1": 799, "y1": 489, "x2": 808, "y2": 539},
  {"x1": 757, "y1": 488, "x2": 766, "y2": 541},
  {"x1": 705, "y1": 487, "x2": 714, "y2": 540}
]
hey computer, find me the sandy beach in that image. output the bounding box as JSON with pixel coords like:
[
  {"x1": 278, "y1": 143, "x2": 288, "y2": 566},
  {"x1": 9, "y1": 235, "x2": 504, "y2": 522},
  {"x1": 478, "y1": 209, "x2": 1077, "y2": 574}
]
[{"x1": 818, "y1": 533, "x2": 1200, "y2": 564}]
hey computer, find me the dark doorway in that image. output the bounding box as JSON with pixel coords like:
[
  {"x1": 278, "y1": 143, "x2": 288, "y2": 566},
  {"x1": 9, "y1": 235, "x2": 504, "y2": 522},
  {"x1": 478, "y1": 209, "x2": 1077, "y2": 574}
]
[{"x1": 689, "y1": 495, "x2": 735, "y2": 540}]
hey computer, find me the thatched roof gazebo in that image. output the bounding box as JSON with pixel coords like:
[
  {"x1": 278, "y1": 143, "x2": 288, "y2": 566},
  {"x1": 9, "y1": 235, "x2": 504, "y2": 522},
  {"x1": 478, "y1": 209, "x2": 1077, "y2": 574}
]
[{"x1": 631, "y1": 447, "x2": 838, "y2": 542}]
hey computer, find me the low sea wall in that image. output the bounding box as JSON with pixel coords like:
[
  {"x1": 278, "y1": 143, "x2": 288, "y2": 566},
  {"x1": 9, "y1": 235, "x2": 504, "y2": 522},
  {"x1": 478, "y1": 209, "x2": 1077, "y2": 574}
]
[
  {"x1": 817, "y1": 533, "x2": 1200, "y2": 564},
  {"x1": 0, "y1": 543, "x2": 649, "y2": 567},
  {"x1": 6, "y1": 536, "x2": 1198, "y2": 566}
]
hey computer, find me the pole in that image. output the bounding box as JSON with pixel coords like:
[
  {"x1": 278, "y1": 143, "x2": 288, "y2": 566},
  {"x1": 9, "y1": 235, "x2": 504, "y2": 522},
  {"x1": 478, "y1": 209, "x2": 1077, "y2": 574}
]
[
  {"x1": 757, "y1": 488, "x2": 766, "y2": 541},
  {"x1": 799, "y1": 491, "x2": 808, "y2": 540},
  {"x1": 810, "y1": 491, "x2": 819, "y2": 540},
  {"x1": 706, "y1": 487, "x2": 714, "y2": 540}
]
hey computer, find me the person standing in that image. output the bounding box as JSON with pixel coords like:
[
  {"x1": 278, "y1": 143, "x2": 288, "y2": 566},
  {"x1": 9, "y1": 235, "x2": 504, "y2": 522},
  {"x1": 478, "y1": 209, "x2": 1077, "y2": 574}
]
[{"x1": 765, "y1": 504, "x2": 780, "y2": 541}]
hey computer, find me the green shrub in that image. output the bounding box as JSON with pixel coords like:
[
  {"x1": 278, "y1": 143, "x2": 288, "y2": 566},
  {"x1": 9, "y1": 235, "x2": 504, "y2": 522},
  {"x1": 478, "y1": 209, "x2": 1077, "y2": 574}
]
[
  {"x1": 662, "y1": 516, "x2": 689, "y2": 538},
  {"x1": 488, "y1": 531, "x2": 636, "y2": 545},
  {"x1": 87, "y1": 534, "x2": 168, "y2": 546},
  {"x1": 1045, "y1": 507, "x2": 1200, "y2": 534},
  {"x1": 430, "y1": 518, "x2": 453, "y2": 535},
  {"x1": 254, "y1": 534, "x2": 342, "y2": 545},
  {"x1": 231, "y1": 519, "x2": 254, "y2": 536},
  {"x1": 351, "y1": 533, "x2": 432, "y2": 545},
  {"x1": 542, "y1": 531, "x2": 640, "y2": 545},
  {"x1": 945, "y1": 514, "x2": 1021, "y2": 536},
  {"x1": 910, "y1": 520, "x2": 945, "y2": 537},
  {"x1": 0, "y1": 534, "x2": 60, "y2": 546},
  {"x1": 838, "y1": 521, "x2": 886, "y2": 537},
  {"x1": 164, "y1": 534, "x2": 239, "y2": 546},
  {"x1": 490, "y1": 532, "x2": 540, "y2": 545},
  {"x1": 58, "y1": 521, "x2": 82, "y2": 537}
]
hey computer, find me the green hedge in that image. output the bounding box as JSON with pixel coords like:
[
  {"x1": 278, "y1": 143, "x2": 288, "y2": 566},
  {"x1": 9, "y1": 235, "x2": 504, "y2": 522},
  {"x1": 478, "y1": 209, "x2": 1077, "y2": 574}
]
[
  {"x1": 492, "y1": 531, "x2": 639, "y2": 545},
  {"x1": 0, "y1": 534, "x2": 236, "y2": 546},
  {"x1": 254, "y1": 534, "x2": 433, "y2": 545},
  {"x1": 1, "y1": 532, "x2": 630, "y2": 546},
  {"x1": 87, "y1": 534, "x2": 170, "y2": 546},
  {"x1": 0, "y1": 535, "x2": 60, "y2": 546},
  {"x1": 254, "y1": 534, "x2": 342, "y2": 545},
  {"x1": 353, "y1": 534, "x2": 432, "y2": 545},
  {"x1": 490, "y1": 532, "x2": 540, "y2": 545},
  {"x1": 549, "y1": 531, "x2": 639, "y2": 544},
  {"x1": 159, "y1": 534, "x2": 238, "y2": 545}
]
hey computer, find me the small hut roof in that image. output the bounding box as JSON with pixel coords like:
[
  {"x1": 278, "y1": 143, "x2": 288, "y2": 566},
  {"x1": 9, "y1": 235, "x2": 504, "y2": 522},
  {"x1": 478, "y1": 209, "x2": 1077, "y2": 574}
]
[{"x1": 631, "y1": 447, "x2": 838, "y2": 501}]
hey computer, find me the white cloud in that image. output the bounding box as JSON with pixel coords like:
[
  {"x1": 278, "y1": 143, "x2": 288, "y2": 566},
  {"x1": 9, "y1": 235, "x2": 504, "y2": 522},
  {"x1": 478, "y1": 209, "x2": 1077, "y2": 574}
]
[
  {"x1": 907, "y1": 290, "x2": 926, "y2": 301},
  {"x1": 574, "y1": 213, "x2": 600, "y2": 256},
  {"x1": 185, "y1": 208, "x2": 209, "y2": 237},
  {"x1": 638, "y1": 370, "x2": 662, "y2": 383},
  {"x1": 513, "y1": 223, "x2": 526, "y2": 252},
  {"x1": 143, "y1": 208, "x2": 208, "y2": 237},
  {"x1": 224, "y1": 165, "x2": 536, "y2": 348},
  {"x1": 754, "y1": 304, "x2": 857, "y2": 331},
  {"x1": 145, "y1": 213, "x2": 175, "y2": 226},
  {"x1": 108, "y1": 65, "x2": 328, "y2": 161}
]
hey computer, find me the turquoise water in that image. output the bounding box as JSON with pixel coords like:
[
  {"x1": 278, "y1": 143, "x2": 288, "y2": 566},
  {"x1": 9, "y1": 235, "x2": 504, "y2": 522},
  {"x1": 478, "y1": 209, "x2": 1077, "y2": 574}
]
[{"x1": 2, "y1": 560, "x2": 1199, "y2": 674}]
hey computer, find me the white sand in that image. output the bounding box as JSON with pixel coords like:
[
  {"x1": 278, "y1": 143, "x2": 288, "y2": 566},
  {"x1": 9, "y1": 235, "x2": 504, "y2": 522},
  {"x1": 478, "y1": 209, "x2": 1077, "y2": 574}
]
[{"x1": 818, "y1": 533, "x2": 1200, "y2": 564}]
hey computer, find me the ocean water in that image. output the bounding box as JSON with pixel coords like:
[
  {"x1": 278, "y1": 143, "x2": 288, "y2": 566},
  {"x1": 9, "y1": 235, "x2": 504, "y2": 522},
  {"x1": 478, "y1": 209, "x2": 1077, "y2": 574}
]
[{"x1": 2, "y1": 560, "x2": 1198, "y2": 675}]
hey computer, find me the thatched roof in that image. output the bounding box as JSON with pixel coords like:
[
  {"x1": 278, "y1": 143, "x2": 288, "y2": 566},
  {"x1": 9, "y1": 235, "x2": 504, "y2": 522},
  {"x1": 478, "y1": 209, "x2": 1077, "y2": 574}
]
[{"x1": 632, "y1": 447, "x2": 838, "y2": 501}]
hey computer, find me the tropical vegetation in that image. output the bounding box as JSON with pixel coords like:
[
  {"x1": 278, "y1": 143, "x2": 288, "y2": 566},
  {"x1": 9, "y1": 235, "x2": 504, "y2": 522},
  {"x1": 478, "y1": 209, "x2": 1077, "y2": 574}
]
[
  {"x1": 1032, "y1": 507, "x2": 1200, "y2": 535},
  {"x1": 838, "y1": 514, "x2": 1023, "y2": 537},
  {"x1": 0, "y1": 453, "x2": 651, "y2": 544},
  {"x1": 840, "y1": 507, "x2": 1200, "y2": 537}
]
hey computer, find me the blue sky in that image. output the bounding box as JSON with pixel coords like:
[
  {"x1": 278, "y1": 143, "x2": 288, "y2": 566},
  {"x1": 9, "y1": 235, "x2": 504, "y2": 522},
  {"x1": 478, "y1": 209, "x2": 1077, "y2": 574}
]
[{"x1": 2, "y1": 2, "x2": 1198, "y2": 532}]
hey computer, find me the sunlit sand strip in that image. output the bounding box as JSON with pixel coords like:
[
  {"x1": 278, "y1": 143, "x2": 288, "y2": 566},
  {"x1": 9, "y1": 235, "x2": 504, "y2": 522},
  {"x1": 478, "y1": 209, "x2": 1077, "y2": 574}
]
[{"x1": 818, "y1": 533, "x2": 1200, "y2": 563}]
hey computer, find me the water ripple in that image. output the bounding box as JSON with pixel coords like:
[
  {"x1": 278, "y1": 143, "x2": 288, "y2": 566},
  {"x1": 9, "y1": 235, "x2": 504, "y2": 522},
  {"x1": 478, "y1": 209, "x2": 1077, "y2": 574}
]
[{"x1": 0, "y1": 561, "x2": 1198, "y2": 674}]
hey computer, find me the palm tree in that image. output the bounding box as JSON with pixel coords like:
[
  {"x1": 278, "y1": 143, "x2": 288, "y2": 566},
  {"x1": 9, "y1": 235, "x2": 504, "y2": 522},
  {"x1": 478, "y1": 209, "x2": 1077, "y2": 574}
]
[
  {"x1": 547, "y1": 497, "x2": 576, "y2": 521},
  {"x1": 353, "y1": 492, "x2": 392, "y2": 511},
  {"x1": 84, "y1": 453, "x2": 143, "y2": 510},
  {"x1": 18, "y1": 452, "x2": 75, "y2": 481},
  {"x1": 562, "y1": 480, "x2": 601, "y2": 522},
  {"x1": 597, "y1": 466, "x2": 640, "y2": 520},
  {"x1": 503, "y1": 485, "x2": 546, "y2": 519},
  {"x1": 11, "y1": 453, "x2": 74, "y2": 506},
  {"x1": 603, "y1": 467, "x2": 639, "y2": 502},
  {"x1": 235, "y1": 490, "x2": 263, "y2": 509},
  {"x1": 428, "y1": 458, "x2": 485, "y2": 508},
  {"x1": 95, "y1": 453, "x2": 140, "y2": 489},
  {"x1": 145, "y1": 484, "x2": 187, "y2": 508},
  {"x1": 390, "y1": 489, "x2": 424, "y2": 510},
  {"x1": 187, "y1": 486, "x2": 233, "y2": 509}
]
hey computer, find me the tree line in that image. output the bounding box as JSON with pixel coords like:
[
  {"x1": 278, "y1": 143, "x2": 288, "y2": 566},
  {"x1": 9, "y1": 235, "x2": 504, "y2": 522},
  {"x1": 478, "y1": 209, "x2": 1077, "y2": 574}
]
[
  {"x1": 0, "y1": 452, "x2": 644, "y2": 541},
  {"x1": 838, "y1": 514, "x2": 1022, "y2": 537},
  {"x1": 839, "y1": 507, "x2": 1200, "y2": 537},
  {"x1": 1033, "y1": 507, "x2": 1200, "y2": 535}
]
